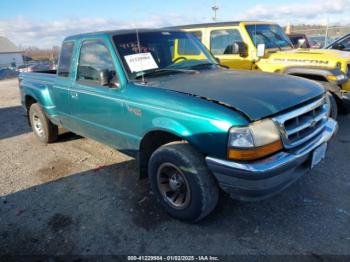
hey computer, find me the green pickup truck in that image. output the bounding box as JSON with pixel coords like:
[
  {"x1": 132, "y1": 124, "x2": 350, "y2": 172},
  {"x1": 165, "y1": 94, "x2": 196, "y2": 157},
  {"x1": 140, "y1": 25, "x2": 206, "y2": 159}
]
[{"x1": 19, "y1": 29, "x2": 338, "y2": 221}]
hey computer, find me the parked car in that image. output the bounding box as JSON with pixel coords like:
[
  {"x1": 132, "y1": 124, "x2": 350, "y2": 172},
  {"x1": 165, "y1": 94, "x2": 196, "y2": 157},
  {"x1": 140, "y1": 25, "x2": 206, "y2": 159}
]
[
  {"x1": 287, "y1": 33, "x2": 310, "y2": 48},
  {"x1": 0, "y1": 67, "x2": 19, "y2": 80},
  {"x1": 171, "y1": 21, "x2": 350, "y2": 118},
  {"x1": 19, "y1": 29, "x2": 337, "y2": 221},
  {"x1": 18, "y1": 61, "x2": 55, "y2": 73},
  {"x1": 326, "y1": 33, "x2": 350, "y2": 52},
  {"x1": 308, "y1": 35, "x2": 336, "y2": 49}
]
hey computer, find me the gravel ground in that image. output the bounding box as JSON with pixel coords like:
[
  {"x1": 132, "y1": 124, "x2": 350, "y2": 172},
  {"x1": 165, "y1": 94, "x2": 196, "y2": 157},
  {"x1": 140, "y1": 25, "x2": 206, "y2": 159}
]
[{"x1": 0, "y1": 78, "x2": 349, "y2": 256}]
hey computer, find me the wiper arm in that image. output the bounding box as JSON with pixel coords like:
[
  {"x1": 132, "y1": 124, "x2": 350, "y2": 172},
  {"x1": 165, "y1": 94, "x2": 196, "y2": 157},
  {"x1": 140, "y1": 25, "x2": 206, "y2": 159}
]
[
  {"x1": 135, "y1": 68, "x2": 197, "y2": 79},
  {"x1": 188, "y1": 62, "x2": 217, "y2": 69}
]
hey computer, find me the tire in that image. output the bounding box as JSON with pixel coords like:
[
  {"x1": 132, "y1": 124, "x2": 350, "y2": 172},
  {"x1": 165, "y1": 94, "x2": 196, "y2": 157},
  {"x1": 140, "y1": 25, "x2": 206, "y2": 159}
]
[
  {"x1": 148, "y1": 141, "x2": 219, "y2": 222},
  {"x1": 29, "y1": 103, "x2": 58, "y2": 143}
]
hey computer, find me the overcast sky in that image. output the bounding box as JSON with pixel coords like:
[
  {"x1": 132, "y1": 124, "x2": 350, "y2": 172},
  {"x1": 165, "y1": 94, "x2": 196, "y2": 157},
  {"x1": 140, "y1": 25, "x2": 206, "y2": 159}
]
[{"x1": 0, "y1": 0, "x2": 349, "y2": 48}]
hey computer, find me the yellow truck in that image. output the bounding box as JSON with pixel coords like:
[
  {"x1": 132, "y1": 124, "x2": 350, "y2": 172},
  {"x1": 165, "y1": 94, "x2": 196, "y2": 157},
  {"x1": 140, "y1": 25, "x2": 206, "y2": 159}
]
[{"x1": 170, "y1": 21, "x2": 350, "y2": 117}]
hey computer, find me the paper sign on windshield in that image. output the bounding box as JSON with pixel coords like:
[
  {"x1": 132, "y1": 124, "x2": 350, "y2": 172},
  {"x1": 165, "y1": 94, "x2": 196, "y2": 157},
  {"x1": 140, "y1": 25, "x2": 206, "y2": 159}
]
[{"x1": 124, "y1": 52, "x2": 158, "y2": 73}]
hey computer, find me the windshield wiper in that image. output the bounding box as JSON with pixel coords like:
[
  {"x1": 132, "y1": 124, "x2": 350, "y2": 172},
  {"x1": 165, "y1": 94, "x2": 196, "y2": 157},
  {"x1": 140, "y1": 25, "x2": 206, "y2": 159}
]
[
  {"x1": 135, "y1": 68, "x2": 197, "y2": 79},
  {"x1": 188, "y1": 62, "x2": 217, "y2": 69}
]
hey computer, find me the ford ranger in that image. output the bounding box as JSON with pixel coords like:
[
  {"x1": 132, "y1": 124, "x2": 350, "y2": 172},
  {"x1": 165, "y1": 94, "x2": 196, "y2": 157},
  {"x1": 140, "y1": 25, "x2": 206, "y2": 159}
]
[
  {"x1": 171, "y1": 21, "x2": 350, "y2": 119},
  {"x1": 19, "y1": 29, "x2": 337, "y2": 221}
]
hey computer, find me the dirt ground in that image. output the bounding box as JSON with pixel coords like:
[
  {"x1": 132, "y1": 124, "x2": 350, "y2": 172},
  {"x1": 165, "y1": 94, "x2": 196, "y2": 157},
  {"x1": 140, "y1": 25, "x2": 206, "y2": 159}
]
[{"x1": 0, "y1": 78, "x2": 350, "y2": 256}]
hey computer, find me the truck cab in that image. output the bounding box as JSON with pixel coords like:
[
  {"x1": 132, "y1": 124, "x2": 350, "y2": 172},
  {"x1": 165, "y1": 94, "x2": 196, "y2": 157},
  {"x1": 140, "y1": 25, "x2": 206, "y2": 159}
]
[{"x1": 171, "y1": 21, "x2": 350, "y2": 116}]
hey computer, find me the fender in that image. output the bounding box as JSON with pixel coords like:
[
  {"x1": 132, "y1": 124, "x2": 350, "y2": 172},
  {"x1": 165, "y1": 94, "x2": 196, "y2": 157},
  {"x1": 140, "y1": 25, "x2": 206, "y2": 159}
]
[{"x1": 281, "y1": 67, "x2": 345, "y2": 99}]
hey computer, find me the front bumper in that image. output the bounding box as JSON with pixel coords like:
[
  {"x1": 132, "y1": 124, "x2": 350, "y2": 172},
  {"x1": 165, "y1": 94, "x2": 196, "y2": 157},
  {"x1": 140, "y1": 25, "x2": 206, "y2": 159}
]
[{"x1": 206, "y1": 118, "x2": 338, "y2": 201}]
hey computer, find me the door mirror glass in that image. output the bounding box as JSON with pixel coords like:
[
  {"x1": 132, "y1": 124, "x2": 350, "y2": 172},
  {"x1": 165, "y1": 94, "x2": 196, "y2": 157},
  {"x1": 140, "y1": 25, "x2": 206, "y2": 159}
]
[
  {"x1": 297, "y1": 38, "x2": 307, "y2": 48},
  {"x1": 99, "y1": 69, "x2": 110, "y2": 86},
  {"x1": 256, "y1": 43, "x2": 266, "y2": 57}
]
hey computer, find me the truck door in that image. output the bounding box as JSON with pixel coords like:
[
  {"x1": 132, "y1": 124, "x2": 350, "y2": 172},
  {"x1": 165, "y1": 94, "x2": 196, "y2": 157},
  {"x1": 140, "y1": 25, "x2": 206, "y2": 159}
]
[
  {"x1": 51, "y1": 41, "x2": 75, "y2": 128},
  {"x1": 209, "y1": 28, "x2": 253, "y2": 70},
  {"x1": 69, "y1": 39, "x2": 127, "y2": 149}
]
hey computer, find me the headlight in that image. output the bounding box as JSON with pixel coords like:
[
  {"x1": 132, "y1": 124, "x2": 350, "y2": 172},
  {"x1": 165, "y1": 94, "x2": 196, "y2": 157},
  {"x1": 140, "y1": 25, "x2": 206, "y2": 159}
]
[
  {"x1": 227, "y1": 119, "x2": 282, "y2": 161},
  {"x1": 327, "y1": 74, "x2": 347, "y2": 82}
]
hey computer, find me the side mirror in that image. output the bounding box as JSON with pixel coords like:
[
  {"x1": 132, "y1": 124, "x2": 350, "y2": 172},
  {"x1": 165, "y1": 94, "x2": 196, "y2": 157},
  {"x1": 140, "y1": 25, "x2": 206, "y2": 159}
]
[
  {"x1": 99, "y1": 69, "x2": 110, "y2": 86},
  {"x1": 99, "y1": 69, "x2": 119, "y2": 87},
  {"x1": 332, "y1": 43, "x2": 345, "y2": 50},
  {"x1": 297, "y1": 39, "x2": 307, "y2": 48},
  {"x1": 223, "y1": 42, "x2": 248, "y2": 57},
  {"x1": 256, "y1": 43, "x2": 266, "y2": 58}
]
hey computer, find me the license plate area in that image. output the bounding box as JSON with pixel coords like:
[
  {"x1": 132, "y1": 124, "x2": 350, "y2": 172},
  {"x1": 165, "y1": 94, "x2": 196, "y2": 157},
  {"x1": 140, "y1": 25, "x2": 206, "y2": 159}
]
[{"x1": 311, "y1": 143, "x2": 327, "y2": 169}]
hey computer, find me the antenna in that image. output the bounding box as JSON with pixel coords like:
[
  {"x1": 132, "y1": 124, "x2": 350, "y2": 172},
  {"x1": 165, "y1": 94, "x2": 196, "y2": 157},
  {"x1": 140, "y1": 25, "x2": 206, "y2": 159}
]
[
  {"x1": 135, "y1": 28, "x2": 145, "y2": 83},
  {"x1": 212, "y1": 1, "x2": 219, "y2": 22}
]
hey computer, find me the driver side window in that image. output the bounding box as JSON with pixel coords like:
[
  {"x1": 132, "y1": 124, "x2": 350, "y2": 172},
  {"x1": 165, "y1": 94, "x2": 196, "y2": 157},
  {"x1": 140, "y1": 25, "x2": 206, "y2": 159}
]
[
  {"x1": 210, "y1": 29, "x2": 243, "y2": 55},
  {"x1": 77, "y1": 40, "x2": 116, "y2": 84}
]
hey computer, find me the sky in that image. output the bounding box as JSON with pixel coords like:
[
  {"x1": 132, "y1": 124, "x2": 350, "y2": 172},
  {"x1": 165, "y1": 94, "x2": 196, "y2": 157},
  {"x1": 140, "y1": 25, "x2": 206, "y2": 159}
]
[{"x1": 0, "y1": 0, "x2": 349, "y2": 48}]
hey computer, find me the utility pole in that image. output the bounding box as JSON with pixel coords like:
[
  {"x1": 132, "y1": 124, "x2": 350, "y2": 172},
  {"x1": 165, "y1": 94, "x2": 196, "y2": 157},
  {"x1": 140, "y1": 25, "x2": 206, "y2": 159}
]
[
  {"x1": 212, "y1": 1, "x2": 219, "y2": 22},
  {"x1": 324, "y1": 17, "x2": 329, "y2": 47}
]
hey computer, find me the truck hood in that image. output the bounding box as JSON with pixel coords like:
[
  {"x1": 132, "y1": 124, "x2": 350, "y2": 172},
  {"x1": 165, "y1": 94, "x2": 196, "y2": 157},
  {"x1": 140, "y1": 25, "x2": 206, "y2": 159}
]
[
  {"x1": 266, "y1": 48, "x2": 350, "y2": 66},
  {"x1": 146, "y1": 69, "x2": 324, "y2": 121}
]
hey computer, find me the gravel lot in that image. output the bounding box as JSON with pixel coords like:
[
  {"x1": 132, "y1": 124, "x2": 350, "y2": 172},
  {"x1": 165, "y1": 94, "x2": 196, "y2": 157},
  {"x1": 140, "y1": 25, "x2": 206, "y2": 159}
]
[{"x1": 0, "y1": 78, "x2": 350, "y2": 256}]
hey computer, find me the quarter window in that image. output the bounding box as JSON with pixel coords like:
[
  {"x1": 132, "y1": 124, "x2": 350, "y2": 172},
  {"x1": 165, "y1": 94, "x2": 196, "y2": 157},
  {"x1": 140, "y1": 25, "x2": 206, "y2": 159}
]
[
  {"x1": 57, "y1": 41, "x2": 74, "y2": 77},
  {"x1": 77, "y1": 40, "x2": 116, "y2": 84},
  {"x1": 210, "y1": 29, "x2": 243, "y2": 55},
  {"x1": 190, "y1": 31, "x2": 202, "y2": 41}
]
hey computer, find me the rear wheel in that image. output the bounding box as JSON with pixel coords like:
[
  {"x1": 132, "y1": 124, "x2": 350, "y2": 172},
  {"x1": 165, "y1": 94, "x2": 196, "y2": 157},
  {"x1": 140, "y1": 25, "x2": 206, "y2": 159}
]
[
  {"x1": 29, "y1": 103, "x2": 58, "y2": 143},
  {"x1": 149, "y1": 141, "x2": 219, "y2": 222}
]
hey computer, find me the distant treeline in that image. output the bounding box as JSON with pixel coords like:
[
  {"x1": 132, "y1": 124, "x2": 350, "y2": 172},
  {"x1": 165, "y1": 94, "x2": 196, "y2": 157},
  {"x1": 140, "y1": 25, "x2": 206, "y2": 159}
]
[
  {"x1": 23, "y1": 46, "x2": 60, "y2": 62},
  {"x1": 289, "y1": 24, "x2": 350, "y2": 38}
]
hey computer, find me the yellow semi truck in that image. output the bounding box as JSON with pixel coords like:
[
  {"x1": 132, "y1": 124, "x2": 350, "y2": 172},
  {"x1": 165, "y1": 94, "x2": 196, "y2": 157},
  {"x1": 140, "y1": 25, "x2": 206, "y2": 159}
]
[{"x1": 170, "y1": 21, "x2": 350, "y2": 117}]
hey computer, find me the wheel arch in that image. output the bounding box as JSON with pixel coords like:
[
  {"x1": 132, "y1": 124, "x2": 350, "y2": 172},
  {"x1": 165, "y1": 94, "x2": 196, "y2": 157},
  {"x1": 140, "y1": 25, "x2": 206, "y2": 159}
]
[{"x1": 138, "y1": 129, "x2": 184, "y2": 179}]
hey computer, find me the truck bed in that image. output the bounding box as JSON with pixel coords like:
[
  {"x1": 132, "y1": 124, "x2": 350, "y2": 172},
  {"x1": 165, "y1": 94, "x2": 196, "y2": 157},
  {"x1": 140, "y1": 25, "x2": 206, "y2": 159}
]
[{"x1": 19, "y1": 71, "x2": 56, "y2": 83}]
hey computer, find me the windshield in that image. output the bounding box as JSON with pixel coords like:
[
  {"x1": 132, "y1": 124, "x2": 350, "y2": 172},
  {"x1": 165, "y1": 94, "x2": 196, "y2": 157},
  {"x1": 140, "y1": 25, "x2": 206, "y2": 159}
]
[
  {"x1": 113, "y1": 31, "x2": 217, "y2": 79},
  {"x1": 245, "y1": 24, "x2": 293, "y2": 49}
]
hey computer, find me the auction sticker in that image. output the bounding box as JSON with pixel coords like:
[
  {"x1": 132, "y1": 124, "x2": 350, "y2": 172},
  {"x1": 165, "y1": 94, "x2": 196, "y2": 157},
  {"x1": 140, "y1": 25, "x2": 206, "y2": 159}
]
[{"x1": 125, "y1": 52, "x2": 158, "y2": 73}]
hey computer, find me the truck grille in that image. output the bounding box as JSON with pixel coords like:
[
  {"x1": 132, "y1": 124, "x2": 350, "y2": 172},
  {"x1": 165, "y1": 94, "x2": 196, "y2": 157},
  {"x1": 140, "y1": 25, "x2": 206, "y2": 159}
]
[
  {"x1": 347, "y1": 64, "x2": 350, "y2": 78},
  {"x1": 273, "y1": 96, "x2": 329, "y2": 149}
]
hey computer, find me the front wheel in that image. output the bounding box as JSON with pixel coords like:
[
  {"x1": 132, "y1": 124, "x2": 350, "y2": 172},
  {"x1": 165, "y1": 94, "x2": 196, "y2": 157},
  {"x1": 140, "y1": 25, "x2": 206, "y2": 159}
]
[{"x1": 148, "y1": 141, "x2": 219, "y2": 222}]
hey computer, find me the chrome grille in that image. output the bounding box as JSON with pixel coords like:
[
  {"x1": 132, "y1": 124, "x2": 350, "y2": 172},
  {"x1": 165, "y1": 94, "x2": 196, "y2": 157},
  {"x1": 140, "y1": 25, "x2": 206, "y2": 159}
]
[{"x1": 273, "y1": 97, "x2": 329, "y2": 149}]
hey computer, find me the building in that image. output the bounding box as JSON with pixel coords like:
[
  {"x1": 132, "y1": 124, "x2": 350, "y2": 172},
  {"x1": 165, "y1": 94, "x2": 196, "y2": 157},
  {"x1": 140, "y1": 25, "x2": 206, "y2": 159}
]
[{"x1": 0, "y1": 36, "x2": 24, "y2": 68}]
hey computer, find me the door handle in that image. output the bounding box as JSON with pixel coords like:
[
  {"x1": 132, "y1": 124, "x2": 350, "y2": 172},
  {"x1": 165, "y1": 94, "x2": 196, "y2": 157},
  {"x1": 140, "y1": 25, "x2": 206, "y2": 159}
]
[{"x1": 71, "y1": 92, "x2": 79, "y2": 99}]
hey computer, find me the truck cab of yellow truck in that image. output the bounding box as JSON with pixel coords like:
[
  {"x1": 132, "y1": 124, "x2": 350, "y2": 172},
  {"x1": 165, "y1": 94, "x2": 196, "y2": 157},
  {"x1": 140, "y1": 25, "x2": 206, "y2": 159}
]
[{"x1": 171, "y1": 21, "x2": 350, "y2": 117}]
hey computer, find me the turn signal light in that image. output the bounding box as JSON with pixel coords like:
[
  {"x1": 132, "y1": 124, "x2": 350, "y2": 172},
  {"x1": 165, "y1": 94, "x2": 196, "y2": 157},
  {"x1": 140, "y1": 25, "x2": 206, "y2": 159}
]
[{"x1": 228, "y1": 140, "x2": 283, "y2": 161}]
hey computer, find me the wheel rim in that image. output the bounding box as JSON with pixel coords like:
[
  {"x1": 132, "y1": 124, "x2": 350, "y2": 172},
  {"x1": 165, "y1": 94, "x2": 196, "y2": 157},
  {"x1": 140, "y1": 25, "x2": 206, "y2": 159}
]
[
  {"x1": 156, "y1": 162, "x2": 191, "y2": 210},
  {"x1": 32, "y1": 113, "x2": 45, "y2": 138}
]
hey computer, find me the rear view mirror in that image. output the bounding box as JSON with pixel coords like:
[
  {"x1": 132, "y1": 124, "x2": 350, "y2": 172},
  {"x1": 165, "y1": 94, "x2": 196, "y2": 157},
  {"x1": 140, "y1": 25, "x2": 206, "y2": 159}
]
[
  {"x1": 223, "y1": 42, "x2": 248, "y2": 57},
  {"x1": 332, "y1": 43, "x2": 345, "y2": 50},
  {"x1": 256, "y1": 44, "x2": 266, "y2": 58}
]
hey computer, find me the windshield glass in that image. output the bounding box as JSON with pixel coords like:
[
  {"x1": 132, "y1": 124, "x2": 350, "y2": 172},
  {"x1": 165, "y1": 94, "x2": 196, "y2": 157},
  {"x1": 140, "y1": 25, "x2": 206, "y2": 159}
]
[
  {"x1": 245, "y1": 24, "x2": 293, "y2": 49},
  {"x1": 113, "y1": 31, "x2": 217, "y2": 79}
]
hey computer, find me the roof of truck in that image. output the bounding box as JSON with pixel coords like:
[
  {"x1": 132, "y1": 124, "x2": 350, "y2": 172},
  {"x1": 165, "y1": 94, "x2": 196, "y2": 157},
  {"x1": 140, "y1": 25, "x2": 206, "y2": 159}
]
[
  {"x1": 166, "y1": 21, "x2": 275, "y2": 29},
  {"x1": 64, "y1": 28, "x2": 184, "y2": 41}
]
